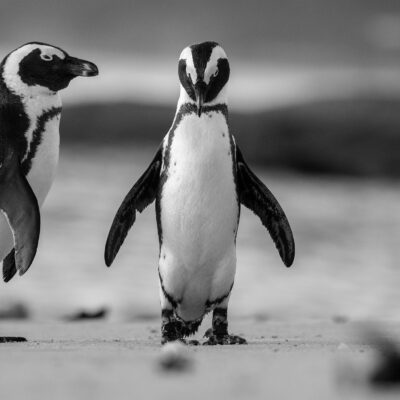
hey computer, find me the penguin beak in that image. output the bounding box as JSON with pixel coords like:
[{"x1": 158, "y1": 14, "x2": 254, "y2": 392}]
[
  {"x1": 194, "y1": 81, "x2": 207, "y2": 117},
  {"x1": 64, "y1": 56, "x2": 99, "y2": 77}
]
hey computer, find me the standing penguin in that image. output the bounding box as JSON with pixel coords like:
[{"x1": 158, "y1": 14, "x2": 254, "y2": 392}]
[
  {"x1": 0, "y1": 42, "x2": 98, "y2": 281},
  {"x1": 105, "y1": 42, "x2": 295, "y2": 345}
]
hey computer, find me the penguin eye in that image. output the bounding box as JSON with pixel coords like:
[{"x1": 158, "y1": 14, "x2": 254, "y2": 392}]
[{"x1": 41, "y1": 54, "x2": 53, "y2": 62}]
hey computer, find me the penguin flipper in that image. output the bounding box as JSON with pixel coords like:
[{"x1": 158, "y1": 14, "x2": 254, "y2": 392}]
[
  {"x1": 3, "y1": 249, "x2": 17, "y2": 282},
  {"x1": 105, "y1": 147, "x2": 163, "y2": 266},
  {"x1": 0, "y1": 146, "x2": 41, "y2": 278},
  {"x1": 236, "y1": 146, "x2": 295, "y2": 267}
]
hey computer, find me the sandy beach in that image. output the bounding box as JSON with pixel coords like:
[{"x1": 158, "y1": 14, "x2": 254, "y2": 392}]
[
  {"x1": 1, "y1": 2, "x2": 400, "y2": 400},
  {"x1": 1, "y1": 319, "x2": 400, "y2": 400},
  {"x1": 0, "y1": 148, "x2": 399, "y2": 399}
]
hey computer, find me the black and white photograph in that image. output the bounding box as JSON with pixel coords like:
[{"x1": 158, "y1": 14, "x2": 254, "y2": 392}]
[{"x1": 0, "y1": 1, "x2": 400, "y2": 399}]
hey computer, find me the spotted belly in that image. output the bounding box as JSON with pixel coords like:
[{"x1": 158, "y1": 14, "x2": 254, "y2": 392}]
[{"x1": 158, "y1": 111, "x2": 238, "y2": 321}]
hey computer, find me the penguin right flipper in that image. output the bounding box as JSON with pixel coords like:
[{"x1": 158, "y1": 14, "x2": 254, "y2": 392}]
[
  {"x1": 0, "y1": 145, "x2": 41, "y2": 279},
  {"x1": 236, "y1": 146, "x2": 295, "y2": 267},
  {"x1": 105, "y1": 147, "x2": 163, "y2": 267},
  {"x1": 3, "y1": 249, "x2": 17, "y2": 282}
]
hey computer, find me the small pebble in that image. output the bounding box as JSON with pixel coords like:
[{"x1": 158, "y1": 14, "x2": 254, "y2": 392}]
[
  {"x1": 0, "y1": 303, "x2": 30, "y2": 320},
  {"x1": 64, "y1": 307, "x2": 108, "y2": 321},
  {"x1": 332, "y1": 315, "x2": 349, "y2": 324},
  {"x1": 158, "y1": 341, "x2": 193, "y2": 372}
]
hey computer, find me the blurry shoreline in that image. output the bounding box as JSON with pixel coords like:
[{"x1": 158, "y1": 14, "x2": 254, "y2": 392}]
[{"x1": 62, "y1": 96, "x2": 400, "y2": 178}]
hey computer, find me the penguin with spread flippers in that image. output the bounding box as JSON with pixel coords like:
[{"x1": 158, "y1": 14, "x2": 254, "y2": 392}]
[
  {"x1": 105, "y1": 42, "x2": 295, "y2": 345},
  {"x1": 0, "y1": 42, "x2": 98, "y2": 281}
]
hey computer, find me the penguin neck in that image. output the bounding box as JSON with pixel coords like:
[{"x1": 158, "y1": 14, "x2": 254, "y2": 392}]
[
  {"x1": 176, "y1": 86, "x2": 228, "y2": 115},
  {"x1": 20, "y1": 90, "x2": 62, "y2": 112},
  {"x1": 20, "y1": 91, "x2": 61, "y2": 162},
  {"x1": 0, "y1": 71, "x2": 62, "y2": 163}
]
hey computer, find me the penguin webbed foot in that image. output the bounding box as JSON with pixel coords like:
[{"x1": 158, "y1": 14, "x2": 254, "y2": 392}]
[
  {"x1": 203, "y1": 328, "x2": 247, "y2": 345},
  {"x1": 161, "y1": 317, "x2": 201, "y2": 345},
  {"x1": 202, "y1": 307, "x2": 247, "y2": 345},
  {"x1": 178, "y1": 338, "x2": 200, "y2": 346},
  {"x1": 161, "y1": 337, "x2": 200, "y2": 346},
  {"x1": 161, "y1": 319, "x2": 182, "y2": 344},
  {"x1": 161, "y1": 334, "x2": 200, "y2": 346}
]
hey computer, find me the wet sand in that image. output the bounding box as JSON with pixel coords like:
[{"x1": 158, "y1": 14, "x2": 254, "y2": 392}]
[{"x1": 1, "y1": 320, "x2": 399, "y2": 400}]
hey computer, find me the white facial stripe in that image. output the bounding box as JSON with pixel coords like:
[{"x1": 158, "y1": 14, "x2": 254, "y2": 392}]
[
  {"x1": 2, "y1": 44, "x2": 63, "y2": 161},
  {"x1": 204, "y1": 46, "x2": 227, "y2": 84},
  {"x1": 39, "y1": 46, "x2": 65, "y2": 60},
  {"x1": 179, "y1": 47, "x2": 197, "y2": 83},
  {"x1": 177, "y1": 44, "x2": 229, "y2": 108},
  {"x1": 2, "y1": 44, "x2": 65, "y2": 97}
]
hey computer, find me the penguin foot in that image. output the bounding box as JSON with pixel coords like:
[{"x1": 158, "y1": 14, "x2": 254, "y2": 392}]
[
  {"x1": 161, "y1": 320, "x2": 183, "y2": 344},
  {"x1": 161, "y1": 309, "x2": 204, "y2": 345},
  {"x1": 161, "y1": 322, "x2": 200, "y2": 345},
  {"x1": 203, "y1": 329, "x2": 247, "y2": 345},
  {"x1": 161, "y1": 337, "x2": 200, "y2": 346},
  {"x1": 181, "y1": 339, "x2": 200, "y2": 346}
]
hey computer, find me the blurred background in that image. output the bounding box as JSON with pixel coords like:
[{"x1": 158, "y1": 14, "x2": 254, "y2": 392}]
[{"x1": 0, "y1": 0, "x2": 400, "y2": 324}]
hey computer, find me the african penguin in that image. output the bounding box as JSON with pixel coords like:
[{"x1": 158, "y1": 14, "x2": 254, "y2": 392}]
[
  {"x1": 105, "y1": 41, "x2": 295, "y2": 345},
  {"x1": 0, "y1": 42, "x2": 98, "y2": 281}
]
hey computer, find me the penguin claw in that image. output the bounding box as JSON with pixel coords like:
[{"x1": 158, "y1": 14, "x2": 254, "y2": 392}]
[{"x1": 203, "y1": 334, "x2": 247, "y2": 345}]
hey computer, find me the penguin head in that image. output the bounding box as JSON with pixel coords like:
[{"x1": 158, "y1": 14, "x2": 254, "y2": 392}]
[
  {"x1": 178, "y1": 42, "x2": 230, "y2": 116},
  {"x1": 1, "y1": 42, "x2": 98, "y2": 97}
]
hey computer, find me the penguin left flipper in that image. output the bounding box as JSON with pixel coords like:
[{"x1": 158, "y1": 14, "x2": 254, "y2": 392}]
[
  {"x1": 0, "y1": 144, "x2": 40, "y2": 278},
  {"x1": 236, "y1": 146, "x2": 295, "y2": 267},
  {"x1": 105, "y1": 146, "x2": 163, "y2": 267}
]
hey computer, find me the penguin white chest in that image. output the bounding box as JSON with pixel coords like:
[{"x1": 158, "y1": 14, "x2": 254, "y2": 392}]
[
  {"x1": 24, "y1": 96, "x2": 61, "y2": 205},
  {"x1": 26, "y1": 115, "x2": 60, "y2": 205},
  {"x1": 159, "y1": 112, "x2": 238, "y2": 316},
  {"x1": 161, "y1": 112, "x2": 238, "y2": 259}
]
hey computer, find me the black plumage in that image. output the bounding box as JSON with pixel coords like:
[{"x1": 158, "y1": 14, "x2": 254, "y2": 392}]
[
  {"x1": 0, "y1": 137, "x2": 40, "y2": 276},
  {"x1": 105, "y1": 147, "x2": 163, "y2": 266},
  {"x1": 236, "y1": 146, "x2": 295, "y2": 267}
]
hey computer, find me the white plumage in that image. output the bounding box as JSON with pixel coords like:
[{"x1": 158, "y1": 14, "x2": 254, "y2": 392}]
[{"x1": 159, "y1": 111, "x2": 237, "y2": 321}]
